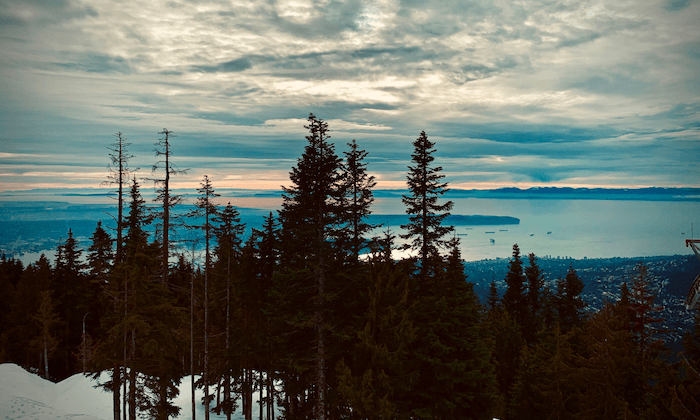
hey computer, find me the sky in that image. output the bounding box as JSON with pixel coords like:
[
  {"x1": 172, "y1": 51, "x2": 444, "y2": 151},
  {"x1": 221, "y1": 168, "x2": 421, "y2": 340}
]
[{"x1": 1, "y1": 0, "x2": 699, "y2": 194}]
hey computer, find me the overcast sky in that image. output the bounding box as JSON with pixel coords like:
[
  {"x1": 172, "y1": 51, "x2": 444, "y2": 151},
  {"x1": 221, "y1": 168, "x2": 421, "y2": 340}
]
[{"x1": 1, "y1": 0, "x2": 699, "y2": 194}]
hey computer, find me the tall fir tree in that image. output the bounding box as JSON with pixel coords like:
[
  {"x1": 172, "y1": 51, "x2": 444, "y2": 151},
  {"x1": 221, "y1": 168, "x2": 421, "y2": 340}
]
[
  {"x1": 101, "y1": 131, "x2": 136, "y2": 420},
  {"x1": 187, "y1": 175, "x2": 219, "y2": 420},
  {"x1": 400, "y1": 131, "x2": 453, "y2": 279},
  {"x1": 212, "y1": 202, "x2": 245, "y2": 420},
  {"x1": 502, "y1": 244, "x2": 527, "y2": 328},
  {"x1": 340, "y1": 139, "x2": 377, "y2": 262},
  {"x1": 407, "y1": 237, "x2": 494, "y2": 419},
  {"x1": 556, "y1": 264, "x2": 585, "y2": 333},
  {"x1": 524, "y1": 252, "x2": 544, "y2": 345},
  {"x1": 336, "y1": 230, "x2": 416, "y2": 420},
  {"x1": 151, "y1": 128, "x2": 187, "y2": 287},
  {"x1": 277, "y1": 113, "x2": 344, "y2": 420}
]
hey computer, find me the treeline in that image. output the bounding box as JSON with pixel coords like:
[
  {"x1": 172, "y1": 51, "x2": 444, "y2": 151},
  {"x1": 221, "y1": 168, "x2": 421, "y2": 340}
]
[{"x1": 0, "y1": 114, "x2": 699, "y2": 420}]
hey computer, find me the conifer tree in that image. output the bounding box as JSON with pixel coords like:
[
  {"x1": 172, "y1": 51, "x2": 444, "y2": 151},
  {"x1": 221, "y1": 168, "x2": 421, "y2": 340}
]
[
  {"x1": 151, "y1": 128, "x2": 187, "y2": 287},
  {"x1": 31, "y1": 290, "x2": 59, "y2": 380},
  {"x1": 103, "y1": 132, "x2": 137, "y2": 266},
  {"x1": 211, "y1": 202, "x2": 245, "y2": 420},
  {"x1": 120, "y1": 178, "x2": 185, "y2": 420},
  {"x1": 407, "y1": 237, "x2": 494, "y2": 419},
  {"x1": 487, "y1": 280, "x2": 500, "y2": 311},
  {"x1": 336, "y1": 227, "x2": 416, "y2": 420},
  {"x1": 340, "y1": 139, "x2": 377, "y2": 262},
  {"x1": 670, "y1": 312, "x2": 700, "y2": 419},
  {"x1": 502, "y1": 244, "x2": 527, "y2": 327},
  {"x1": 277, "y1": 113, "x2": 343, "y2": 420},
  {"x1": 400, "y1": 131, "x2": 453, "y2": 278},
  {"x1": 187, "y1": 175, "x2": 219, "y2": 420},
  {"x1": 87, "y1": 221, "x2": 114, "y2": 282},
  {"x1": 557, "y1": 264, "x2": 585, "y2": 333},
  {"x1": 53, "y1": 229, "x2": 91, "y2": 378},
  {"x1": 102, "y1": 131, "x2": 136, "y2": 420},
  {"x1": 524, "y1": 252, "x2": 544, "y2": 344}
]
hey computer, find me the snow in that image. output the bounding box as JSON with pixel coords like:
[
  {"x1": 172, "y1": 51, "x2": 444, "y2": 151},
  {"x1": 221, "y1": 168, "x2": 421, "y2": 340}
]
[{"x1": 0, "y1": 364, "x2": 276, "y2": 420}]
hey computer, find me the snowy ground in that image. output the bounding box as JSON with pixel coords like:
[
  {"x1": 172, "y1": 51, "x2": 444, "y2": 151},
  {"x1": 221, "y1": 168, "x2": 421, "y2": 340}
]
[{"x1": 0, "y1": 364, "x2": 273, "y2": 420}]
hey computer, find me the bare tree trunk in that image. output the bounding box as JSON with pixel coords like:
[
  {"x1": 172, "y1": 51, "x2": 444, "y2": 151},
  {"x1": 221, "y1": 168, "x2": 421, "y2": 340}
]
[
  {"x1": 43, "y1": 336, "x2": 49, "y2": 379},
  {"x1": 191, "y1": 259, "x2": 196, "y2": 420},
  {"x1": 113, "y1": 366, "x2": 121, "y2": 420},
  {"x1": 129, "y1": 331, "x2": 136, "y2": 420},
  {"x1": 204, "y1": 218, "x2": 210, "y2": 420},
  {"x1": 225, "y1": 253, "x2": 231, "y2": 420}
]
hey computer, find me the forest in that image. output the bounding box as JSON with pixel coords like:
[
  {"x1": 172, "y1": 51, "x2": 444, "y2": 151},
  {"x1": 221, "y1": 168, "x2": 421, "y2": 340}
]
[{"x1": 0, "y1": 113, "x2": 699, "y2": 420}]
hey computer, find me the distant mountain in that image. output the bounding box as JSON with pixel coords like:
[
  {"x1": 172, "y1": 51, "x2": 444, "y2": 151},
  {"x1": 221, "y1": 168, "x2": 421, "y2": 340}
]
[{"x1": 374, "y1": 187, "x2": 700, "y2": 201}]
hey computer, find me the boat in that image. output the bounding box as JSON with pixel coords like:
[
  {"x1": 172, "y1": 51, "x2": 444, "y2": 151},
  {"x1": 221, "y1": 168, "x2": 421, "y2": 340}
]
[
  {"x1": 485, "y1": 231, "x2": 495, "y2": 234},
  {"x1": 530, "y1": 234, "x2": 534, "y2": 236},
  {"x1": 547, "y1": 231, "x2": 552, "y2": 234},
  {"x1": 490, "y1": 239, "x2": 495, "y2": 243},
  {"x1": 500, "y1": 229, "x2": 508, "y2": 232}
]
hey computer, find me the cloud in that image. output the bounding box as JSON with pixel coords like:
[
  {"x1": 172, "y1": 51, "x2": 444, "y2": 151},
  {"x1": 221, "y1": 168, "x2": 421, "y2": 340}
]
[{"x1": 0, "y1": 0, "x2": 699, "y2": 190}]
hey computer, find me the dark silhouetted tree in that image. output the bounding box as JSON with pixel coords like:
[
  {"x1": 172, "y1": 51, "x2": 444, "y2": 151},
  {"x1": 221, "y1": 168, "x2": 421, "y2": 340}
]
[
  {"x1": 400, "y1": 131, "x2": 453, "y2": 279},
  {"x1": 151, "y1": 128, "x2": 187, "y2": 287}
]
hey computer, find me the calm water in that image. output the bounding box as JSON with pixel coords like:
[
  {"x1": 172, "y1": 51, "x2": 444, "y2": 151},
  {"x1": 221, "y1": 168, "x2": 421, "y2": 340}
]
[{"x1": 372, "y1": 198, "x2": 700, "y2": 261}]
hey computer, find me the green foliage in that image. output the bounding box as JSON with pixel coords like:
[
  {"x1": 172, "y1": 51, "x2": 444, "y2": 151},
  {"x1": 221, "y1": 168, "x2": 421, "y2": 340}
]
[
  {"x1": 502, "y1": 244, "x2": 527, "y2": 327},
  {"x1": 556, "y1": 264, "x2": 585, "y2": 333},
  {"x1": 400, "y1": 130, "x2": 453, "y2": 277}
]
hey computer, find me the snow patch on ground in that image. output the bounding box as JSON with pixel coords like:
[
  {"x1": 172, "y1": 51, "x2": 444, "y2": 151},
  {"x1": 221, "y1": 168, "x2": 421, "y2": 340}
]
[{"x1": 1, "y1": 364, "x2": 275, "y2": 420}]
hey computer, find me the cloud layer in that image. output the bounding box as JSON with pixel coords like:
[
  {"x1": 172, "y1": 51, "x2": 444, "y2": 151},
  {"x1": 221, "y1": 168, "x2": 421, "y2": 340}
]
[{"x1": 1, "y1": 0, "x2": 699, "y2": 191}]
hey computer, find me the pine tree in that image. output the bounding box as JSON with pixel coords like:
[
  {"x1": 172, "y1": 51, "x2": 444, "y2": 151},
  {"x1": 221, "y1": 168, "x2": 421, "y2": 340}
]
[
  {"x1": 670, "y1": 313, "x2": 700, "y2": 419},
  {"x1": 101, "y1": 132, "x2": 137, "y2": 420},
  {"x1": 151, "y1": 128, "x2": 187, "y2": 287},
  {"x1": 340, "y1": 139, "x2": 377, "y2": 262},
  {"x1": 502, "y1": 244, "x2": 527, "y2": 328},
  {"x1": 336, "y1": 233, "x2": 416, "y2": 420},
  {"x1": 187, "y1": 175, "x2": 220, "y2": 420},
  {"x1": 277, "y1": 113, "x2": 343, "y2": 420},
  {"x1": 406, "y1": 237, "x2": 494, "y2": 419},
  {"x1": 557, "y1": 264, "x2": 585, "y2": 333},
  {"x1": 524, "y1": 252, "x2": 544, "y2": 344},
  {"x1": 119, "y1": 178, "x2": 185, "y2": 420},
  {"x1": 487, "y1": 280, "x2": 500, "y2": 311},
  {"x1": 87, "y1": 221, "x2": 114, "y2": 282},
  {"x1": 400, "y1": 131, "x2": 453, "y2": 278},
  {"x1": 31, "y1": 290, "x2": 60, "y2": 380},
  {"x1": 52, "y1": 229, "x2": 91, "y2": 378},
  {"x1": 103, "y1": 132, "x2": 137, "y2": 265},
  {"x1": 211, "y1": 202, "x2": 245, "y2": 420}
]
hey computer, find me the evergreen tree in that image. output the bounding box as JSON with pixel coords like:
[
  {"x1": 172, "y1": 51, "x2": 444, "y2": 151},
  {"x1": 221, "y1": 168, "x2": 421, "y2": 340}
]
[
  {"x1": 578, "y1": 302, "x2": 642, "y2": 419},
  {"x1": 187, "y1": 175, "x2": 219, "y2": 420},
  {"x1": 211, "y1": 202, "x2": 245, "y2": 420},
  {"x1": 407, "y1": 237, "x2": 494, "y2": 419},
  {"x1": 87, "y1": 221, "x2": 114, "y2": 282},
  {"x1": 151, "y1": 128, "x2": 187, "y2": 287},
  {"x1": 102, "y1": 132, "x2": 136, "y2": 420},
  {"x1": 487, "y1": 280, "x2": 500, "y2": 311},
  {"x1": 502, "y1": 244, "x2": 527, "y2": 328},
  {"x1": 31, "y1": 290, "x2": 60, "y2": 380},
  {"x1": 557, "y1": 264, "x2": 585, "y2": 333},
  {"x1": 340, "y1": 139, "x2": 377, "y2": 262},
  {"x1": 53, "y1": 229, "x2": 92, "y2": 378},
  {"x1": 670, "y1": 312, "x2": 700, "y2": 419},
  {"x1": 400, "y1": 131, "x2": 453, "y2": 278},
  {"x1": 103, "y1": 132, "x2": 137, "y2": 266},
  {"x1": 336, "y1": 232, "x2": 416, "y2": 420},
  {"x1": 524, "y1": 252, "x2": 544, "y2": 344},
  {"x1": 277, "y1": 113, "x2": 343, "y2": 420},
  {"x1": 120, "y1": 178, "x2": 185, "y2": 420}
]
